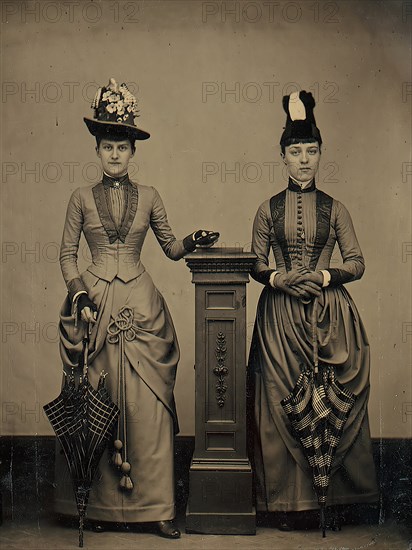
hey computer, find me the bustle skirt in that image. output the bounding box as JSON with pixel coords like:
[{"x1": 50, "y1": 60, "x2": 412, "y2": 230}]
[
  {"x1": 248, "y1": 285, "x2": 379, "y2": 512},
  {"x1": 54, "y1": 269, "x2": 179, "y2": 522}
]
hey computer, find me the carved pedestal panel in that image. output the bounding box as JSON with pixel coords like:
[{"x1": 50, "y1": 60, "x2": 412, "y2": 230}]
[{"x1": 185, "y1": 248, "x2": 256, "y2": 534}]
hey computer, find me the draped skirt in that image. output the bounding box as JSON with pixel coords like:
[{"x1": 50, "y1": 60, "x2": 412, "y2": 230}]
[
  {"x1": 54, "y1": 269, "x2": 179, "y2": 522},
  {"x1": 248, "y1": 285, "x2": 379, "y2": 512}
]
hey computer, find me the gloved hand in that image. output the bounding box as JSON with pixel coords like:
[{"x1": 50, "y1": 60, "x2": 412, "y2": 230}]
[
  {"x1": 289, "y1": 270, "x2": 323, "y2": 299},
  {"x1": 289, "y1": 280, "x2": 322, "y2": 299},
  {"x1": 273, "y1": 272, "x2": 310, "y2": 299},
  {"x1": 273, "y1": 270, "x2": 322, "y2": 301},
  {"x1": 298, "y1": 270, "x2": 324, "y2": 285},
  {"x1": 183, "y1": 230, "x2": 220, "y2": 252},
  {"x1": 77, "y1": 294, "x2": 98, "y2": 324}
]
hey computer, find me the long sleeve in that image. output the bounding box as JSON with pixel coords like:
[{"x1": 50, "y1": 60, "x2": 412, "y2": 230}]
[
  {"x1": 250, "y1": 202, "x2": 276, "y2": 285},
  {"x1": 327, "y1": 201, "x2": 365, "y2": 286},
  {"x1": 59, "y1": 187, "x2": 88, "y2": 299},
  {"x1": 150, "y1": 187, "x2": 187, "y2": 260}
]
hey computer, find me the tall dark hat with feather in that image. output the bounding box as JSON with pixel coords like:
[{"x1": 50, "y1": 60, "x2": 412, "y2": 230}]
[
  {"x1": 280, "y1": 90, "x2": 322, "y2": 146},
  {"x1": 84, "y1": 78, "x2": 150, "y2": 140}
]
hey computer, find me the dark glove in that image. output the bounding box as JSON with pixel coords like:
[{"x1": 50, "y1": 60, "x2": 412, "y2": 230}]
[
  {"x1": 298, "y1": 270, "x2": 324, "y2": 286},
  {"x1": 273, "y1": 272, "x2": 307, "y2": 299},
  {"x1": 272, "y1": 271, "x2": 319, "y2": 301},
  {"x1": 289, "y1": 270, "x2": 323, "y2": 299},
  {"x1": 290, "y1": 280, "x2": 322, "y2": 298},
  {"x1": 77, "y1": 294, "x2": 97, "y2": 322},
  {"x1": 183, "y1": 230, "x2": 220, "y2": 252}
]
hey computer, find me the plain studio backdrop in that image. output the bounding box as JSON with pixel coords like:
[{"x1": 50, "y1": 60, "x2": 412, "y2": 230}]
[{"x1": 0, "y1": 0, "x2": 410, "y2": 440}]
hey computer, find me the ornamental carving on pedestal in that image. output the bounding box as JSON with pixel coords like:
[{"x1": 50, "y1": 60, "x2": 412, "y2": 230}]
[{"x1": 213, "y1": 332, "x2": 228, "y2": 407}]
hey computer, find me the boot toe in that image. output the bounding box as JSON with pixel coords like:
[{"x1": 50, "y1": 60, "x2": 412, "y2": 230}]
[{"x1": 155, "y1": 520, "x2": 181, "y2": 539}]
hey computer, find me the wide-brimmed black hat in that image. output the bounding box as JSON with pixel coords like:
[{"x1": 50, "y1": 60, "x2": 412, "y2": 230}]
[
  {"x1": 280, "y1": 90, "x2": 322, "y2": 146},
  {"x1": 84, "y1": 78, "x2": 150, "y2": 140}
]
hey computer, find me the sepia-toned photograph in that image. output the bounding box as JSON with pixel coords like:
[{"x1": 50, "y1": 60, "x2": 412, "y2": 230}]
[{"x1": 0, "y1": 1, "x2": 411, "y2": 548}]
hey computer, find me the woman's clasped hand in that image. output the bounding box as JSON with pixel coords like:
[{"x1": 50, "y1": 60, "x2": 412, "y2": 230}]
[{"x1": 273, "y1": 268, "x2": 323, "y2": 301}]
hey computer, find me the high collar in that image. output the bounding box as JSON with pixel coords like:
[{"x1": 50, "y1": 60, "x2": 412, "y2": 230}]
[
  {"x1": 102, "y1": 172, "x2": 130, "y2": 188},
  {"x1": 287, "y1": 177, "x2": 316, "y2": 193}
]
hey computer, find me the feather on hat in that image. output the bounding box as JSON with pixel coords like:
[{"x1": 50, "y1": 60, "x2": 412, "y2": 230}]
[{"x1": 280, "y1": 91, "x2": 322, "y2": 146}]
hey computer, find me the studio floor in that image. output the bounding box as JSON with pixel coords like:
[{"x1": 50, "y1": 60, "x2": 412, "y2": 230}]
[{"x1": 0, "y1": 517, "x2": 411, "y2": 550}]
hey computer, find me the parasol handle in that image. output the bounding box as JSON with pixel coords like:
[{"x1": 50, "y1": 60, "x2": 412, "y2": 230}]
[
  {"x1": 79, "y1": 514, "x2": 84, "y2": 547},
  {"x1": 311, "y1": 297, "x2": 319, "y2": 374},
  {"x1": 320, "y1": 504, "x2": 326, "y2": 538},
  {"x1": 82, "y1": 322, "x2": 92, "y2": 377}
]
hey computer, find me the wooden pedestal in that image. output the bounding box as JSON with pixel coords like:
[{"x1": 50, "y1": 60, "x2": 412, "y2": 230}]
[{"x1": 184, "y1": 247, "x2": 256, "y2": 534}]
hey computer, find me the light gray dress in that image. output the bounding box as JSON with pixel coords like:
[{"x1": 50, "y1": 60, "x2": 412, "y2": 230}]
[{"x1": 55, "y1": 176, "x2": 186, "y2": 522}]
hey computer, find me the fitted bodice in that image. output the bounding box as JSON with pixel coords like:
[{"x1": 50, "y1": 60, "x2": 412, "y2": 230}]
[
  {"x1": 59, "y1": 181, "x2": 186, "y2": 299},
  {"x1": 269, "y1": 186, "x2": 337, "y2": 272},
  {"x1": 251, "y1": 180, "x2": 365, "y2": 287},
  {"x1": 280, "y1": 188, "x2": 320, "y2": 270}
]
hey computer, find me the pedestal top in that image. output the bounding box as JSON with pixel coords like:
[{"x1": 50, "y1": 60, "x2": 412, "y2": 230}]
[{"x1": 185, "y1": 247, "x2": 257, "y2": 274}]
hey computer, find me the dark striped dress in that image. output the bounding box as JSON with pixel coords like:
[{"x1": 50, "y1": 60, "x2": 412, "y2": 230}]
[{"x1": 248, "y1": 178, "x2": 379, "y2": 512}]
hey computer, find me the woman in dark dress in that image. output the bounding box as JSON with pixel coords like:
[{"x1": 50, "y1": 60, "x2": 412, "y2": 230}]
[
  {"x1": 55, "y1": 78, "x2": 218, "y2": 538},
  {"x1": 248, "y1": 91, "x2": 379, "y2": 530}
]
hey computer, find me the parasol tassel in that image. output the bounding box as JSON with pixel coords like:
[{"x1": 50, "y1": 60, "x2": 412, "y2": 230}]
[
  {"x1": 119, "y1": 461, "x2": 133, "y2": 490},
  {"x1": 113, "y1": 452, "x2": 123, "y2": 467},
  {"x1": 112, "y1": 439, "x2": 123, "y2": 467},
  {"x1": 120, "y1": 474, "x2": 134, "y2": 490},
  {"x1": 109, "y1": 312, "x2": 136, "y2": 491}
]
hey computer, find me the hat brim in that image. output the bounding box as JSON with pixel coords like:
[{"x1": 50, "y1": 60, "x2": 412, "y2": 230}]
[
  {"x1": 84, "y1": 118, "x2": 150, "y2": 140},
  {"x1": 280, "y1": 121, "x2": 322, "y2": 146}
]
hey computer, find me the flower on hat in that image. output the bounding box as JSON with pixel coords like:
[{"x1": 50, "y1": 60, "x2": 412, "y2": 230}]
[
  {"x1": 85, "y1": 77, "x2": 149, "y2": 140},
  {"x1": 91, "y1": 78, "x2": 139, "y2": 124}
]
